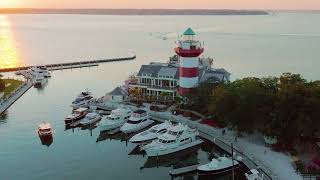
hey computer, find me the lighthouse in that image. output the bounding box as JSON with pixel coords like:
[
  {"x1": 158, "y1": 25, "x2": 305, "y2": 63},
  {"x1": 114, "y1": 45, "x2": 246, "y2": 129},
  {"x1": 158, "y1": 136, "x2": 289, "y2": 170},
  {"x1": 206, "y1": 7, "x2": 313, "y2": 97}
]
[{"x1": 175, "y1": 28, "x2": 204, "y2": 96}]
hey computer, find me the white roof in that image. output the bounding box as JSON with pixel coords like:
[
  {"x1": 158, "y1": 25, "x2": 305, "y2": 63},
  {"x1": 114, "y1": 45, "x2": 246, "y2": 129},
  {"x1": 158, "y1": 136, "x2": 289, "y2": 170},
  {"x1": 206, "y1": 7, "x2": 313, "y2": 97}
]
[{"x1": 38, "y1": 122, "x2": 51, "y2": 129}]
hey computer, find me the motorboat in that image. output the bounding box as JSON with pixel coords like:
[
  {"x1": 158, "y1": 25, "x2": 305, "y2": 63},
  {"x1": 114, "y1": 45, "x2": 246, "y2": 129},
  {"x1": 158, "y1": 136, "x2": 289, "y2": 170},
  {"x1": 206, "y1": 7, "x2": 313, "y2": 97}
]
[
  {"x1": 37, "y1": 122, "x2": 53, "y2": 137},
  {"x1": 197, "y1": 156, "x2": 239, "y2": 175},
  {"x1": 29, "y1": 66, "x2": 51, "y2": 78},
  {"x1": 76, "y1": 89, "x2": 92, "y2": 99},
  {"x1": 142, "y1": 123, "x2": 203, "y2": 157},
  {"x1": 64, "y1": 107, "x2": 89, "y2": 124},
  {"x1": 71, "y1": 95, "x2": 94, "y2": 109},
  {"x1": 79, "y1": 112, "x2": 101, "y2": 126},
  {"x1": 120, "y1": 109, "x2": 154, "y2": 134},
  {"x1": 99, "y1": 107, "x2": 132, "y2": 132},
  {"x1": 245, "y1": 169, "x2": 264, "y2": 180},
  {"x1": 129, "y1": 121, "x2": 174, "y2": 144},
  {"x1": 33, "y1": 74, "x2": 48, "y2": 88}
]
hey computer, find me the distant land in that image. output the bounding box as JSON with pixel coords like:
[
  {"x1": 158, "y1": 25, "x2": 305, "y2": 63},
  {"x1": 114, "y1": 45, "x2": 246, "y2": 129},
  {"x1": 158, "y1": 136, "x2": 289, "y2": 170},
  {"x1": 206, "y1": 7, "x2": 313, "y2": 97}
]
[{"x1": 0, "y1": 9, "x2": 269, "y2": 15}]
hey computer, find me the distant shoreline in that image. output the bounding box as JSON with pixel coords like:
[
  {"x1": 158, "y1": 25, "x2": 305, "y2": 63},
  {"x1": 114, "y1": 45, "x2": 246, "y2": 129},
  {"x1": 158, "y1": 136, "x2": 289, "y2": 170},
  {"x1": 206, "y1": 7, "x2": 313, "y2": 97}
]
[{"x1": 0, "y1": 9, "x2": 269, "y2": 15}]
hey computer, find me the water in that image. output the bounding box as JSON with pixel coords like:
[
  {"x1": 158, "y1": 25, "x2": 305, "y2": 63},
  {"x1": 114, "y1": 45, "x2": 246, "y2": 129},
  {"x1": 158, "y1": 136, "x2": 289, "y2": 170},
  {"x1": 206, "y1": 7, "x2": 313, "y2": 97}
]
[{"x1": 0, "y1": 12, "x2": 319, "y2": 180}]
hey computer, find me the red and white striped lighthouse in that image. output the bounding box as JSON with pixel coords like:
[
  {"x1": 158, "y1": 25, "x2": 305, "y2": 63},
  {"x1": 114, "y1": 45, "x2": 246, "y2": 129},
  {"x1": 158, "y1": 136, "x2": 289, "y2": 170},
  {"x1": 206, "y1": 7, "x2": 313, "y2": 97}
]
[{"x1": 175, "y1": 28, "x2": 204, "y2": 96}]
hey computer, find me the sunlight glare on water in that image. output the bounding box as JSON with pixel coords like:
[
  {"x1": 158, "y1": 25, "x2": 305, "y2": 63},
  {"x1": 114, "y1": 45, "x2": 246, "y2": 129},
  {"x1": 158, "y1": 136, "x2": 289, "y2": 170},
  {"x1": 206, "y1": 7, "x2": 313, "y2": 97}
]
[{"x1": 0, "y1": 15, "x2": 23, "y2": 69}]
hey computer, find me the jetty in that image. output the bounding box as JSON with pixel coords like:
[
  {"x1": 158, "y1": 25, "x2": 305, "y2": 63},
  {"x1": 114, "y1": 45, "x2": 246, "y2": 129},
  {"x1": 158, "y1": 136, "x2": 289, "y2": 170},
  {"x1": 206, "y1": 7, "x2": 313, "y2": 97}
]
[
  {"x1": 0, "y1": 80, "x2": 34, "y2": 115},
  {"x1": 0, "y1": 55, "x2": 136, "y2": 73}
]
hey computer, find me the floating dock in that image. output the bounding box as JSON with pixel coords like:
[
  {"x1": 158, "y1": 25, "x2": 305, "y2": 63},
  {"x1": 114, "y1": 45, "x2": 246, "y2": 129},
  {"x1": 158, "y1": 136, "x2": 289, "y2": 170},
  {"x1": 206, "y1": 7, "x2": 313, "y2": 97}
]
[{"x1": 0, "y1": 55, "x2": 136, "y2": 73}]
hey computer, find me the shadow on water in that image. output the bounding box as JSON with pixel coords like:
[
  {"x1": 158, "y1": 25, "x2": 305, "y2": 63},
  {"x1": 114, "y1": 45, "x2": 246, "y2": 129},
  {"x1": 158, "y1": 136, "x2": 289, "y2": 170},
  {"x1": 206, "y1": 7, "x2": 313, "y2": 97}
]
[
  {"x1": 39, "y1": 135, "x2": 53, "y2": 147},
  {"x1": 0, "y1": 112, "x2": 8, "y2": 125}
]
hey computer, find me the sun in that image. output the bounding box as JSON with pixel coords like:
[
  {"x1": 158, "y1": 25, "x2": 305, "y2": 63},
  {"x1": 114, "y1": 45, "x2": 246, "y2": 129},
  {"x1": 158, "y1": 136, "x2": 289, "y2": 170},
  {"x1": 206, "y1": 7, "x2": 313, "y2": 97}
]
[{"x1": 0, "y1": 0, "x2": 19, "y2": 8}]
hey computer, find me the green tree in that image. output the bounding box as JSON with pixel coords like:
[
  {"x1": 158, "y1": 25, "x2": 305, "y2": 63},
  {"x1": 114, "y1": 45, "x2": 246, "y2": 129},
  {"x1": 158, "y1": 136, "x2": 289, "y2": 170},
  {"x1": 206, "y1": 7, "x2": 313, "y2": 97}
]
[{"x1": 0, "y1": 74, "x2": 5, "y2": 92}]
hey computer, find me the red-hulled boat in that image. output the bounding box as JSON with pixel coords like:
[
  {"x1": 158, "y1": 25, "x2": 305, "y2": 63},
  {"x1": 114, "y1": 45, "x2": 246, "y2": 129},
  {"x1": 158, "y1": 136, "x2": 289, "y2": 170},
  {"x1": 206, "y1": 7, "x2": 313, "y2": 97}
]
[{"x1": 64, "y1": 107, "x2": 88, "y2": 124}]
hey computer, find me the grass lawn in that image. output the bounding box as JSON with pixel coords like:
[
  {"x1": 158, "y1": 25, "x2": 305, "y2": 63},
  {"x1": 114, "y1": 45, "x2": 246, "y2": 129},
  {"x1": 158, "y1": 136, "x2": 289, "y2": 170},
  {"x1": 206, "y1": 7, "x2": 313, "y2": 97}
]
[{"x1": 1, "y1": 79, "x2": 24, "y2": 97}]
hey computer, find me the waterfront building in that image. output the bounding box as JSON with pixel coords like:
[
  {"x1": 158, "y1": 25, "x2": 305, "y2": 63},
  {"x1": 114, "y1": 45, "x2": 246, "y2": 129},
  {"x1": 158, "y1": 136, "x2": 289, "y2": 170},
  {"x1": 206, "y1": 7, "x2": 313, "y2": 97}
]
[{"x1": 128, "y1": 28, "x2": 230, "y2": 100}]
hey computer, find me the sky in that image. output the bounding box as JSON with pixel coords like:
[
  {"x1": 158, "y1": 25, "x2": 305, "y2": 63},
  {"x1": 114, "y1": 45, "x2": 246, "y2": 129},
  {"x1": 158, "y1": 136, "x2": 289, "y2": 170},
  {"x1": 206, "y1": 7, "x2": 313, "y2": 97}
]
[{"x1": 0, "y1": 0, "x2": 319, "y2": 10}]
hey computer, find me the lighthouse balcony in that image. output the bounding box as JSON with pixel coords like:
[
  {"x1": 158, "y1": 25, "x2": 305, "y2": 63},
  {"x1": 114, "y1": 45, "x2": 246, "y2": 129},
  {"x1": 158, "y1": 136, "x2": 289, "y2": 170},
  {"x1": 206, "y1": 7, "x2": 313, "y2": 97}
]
[{"x1": 175, "y1": 47, "x2": 204, "y2": 57}]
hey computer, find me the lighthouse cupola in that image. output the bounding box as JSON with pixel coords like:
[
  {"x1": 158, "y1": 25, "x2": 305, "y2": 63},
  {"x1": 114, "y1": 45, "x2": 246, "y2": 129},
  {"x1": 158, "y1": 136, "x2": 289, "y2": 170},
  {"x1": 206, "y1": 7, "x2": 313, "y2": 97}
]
[{"x1": 175, "y1": 28, "x2": 204, "y2": 96}]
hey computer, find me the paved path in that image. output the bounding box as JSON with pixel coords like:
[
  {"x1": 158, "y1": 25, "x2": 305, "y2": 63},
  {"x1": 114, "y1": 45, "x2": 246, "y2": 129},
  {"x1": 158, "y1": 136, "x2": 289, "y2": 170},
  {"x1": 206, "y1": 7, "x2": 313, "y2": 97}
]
[{"x1": 0, "y1": 80, "x2": 33, "y2": 114}]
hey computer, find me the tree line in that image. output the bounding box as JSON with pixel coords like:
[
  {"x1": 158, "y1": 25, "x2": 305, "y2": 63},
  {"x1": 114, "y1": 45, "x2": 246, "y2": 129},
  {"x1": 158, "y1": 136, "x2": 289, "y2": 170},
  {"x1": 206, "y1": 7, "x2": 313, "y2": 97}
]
[
  {"x1": 0, "y1": 74, "x2": 4, "y2": 92},
  {"x1": 186, "y1": 73, "x2": 320, "y2": 145}
]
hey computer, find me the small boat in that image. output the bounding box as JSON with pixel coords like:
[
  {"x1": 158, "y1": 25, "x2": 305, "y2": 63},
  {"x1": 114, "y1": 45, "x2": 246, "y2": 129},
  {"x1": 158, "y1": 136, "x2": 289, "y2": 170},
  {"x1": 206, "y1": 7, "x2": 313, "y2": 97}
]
[
  {"x1": 29, "y1": 66, "x2": 51, "y2": 78},
  {"x1": 99, "y1": 107, "x2": 132, "y2": 132},
  {"x1": 120, "y1": 109, "x2": 154, "y2": 134},
  {"x1": 79, "y1": 112, "x2": 101, "y2": 126},
  {"x1": 245, "y1": 169, "x2": 264, "y2": 180},
  {"x1": 197, "y1": 156, "x2": 239, "y2": 175},
  {"x1": 34, "y1": 74, "x2": 47, "y2": 88},
  {"x1": 142, "y1": 123, "x2": 203, "y2": 157},
  {"x1": 64, "y1": 107, "x2": 89, "y2": 124},
  {"x1": 37, "y1": 122, "x2": 53, "y2": 137},
  {"x1": 129, "y1": 120, "x2": 174, "y2": 144},
  {"x1": 76, "y1": 89, "x2": 92, "y2": 99},
  {"x1": 71, "y1": 96, "x2": 94, "y2": 109}
]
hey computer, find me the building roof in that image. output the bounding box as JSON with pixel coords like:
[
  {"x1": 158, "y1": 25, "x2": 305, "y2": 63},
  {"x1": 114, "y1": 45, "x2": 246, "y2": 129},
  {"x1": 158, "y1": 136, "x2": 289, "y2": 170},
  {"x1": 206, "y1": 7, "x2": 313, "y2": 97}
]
[
  {"x1": 109, "y1": 87, "x2": 126, "y2": 96},
  {"x1": 183, "y1": 28, "x2": 196, "y2": 36},
  {"x1": 136, "y1": 62, "x2": 230, "y2": 82}
]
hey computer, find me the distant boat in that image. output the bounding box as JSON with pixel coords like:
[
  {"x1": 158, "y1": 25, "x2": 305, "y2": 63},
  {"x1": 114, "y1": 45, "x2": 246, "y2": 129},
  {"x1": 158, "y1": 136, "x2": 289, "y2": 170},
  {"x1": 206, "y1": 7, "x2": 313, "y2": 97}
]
[
  {"x1": 197, "y1": 156, "x2": 239, "y2": 175},
  {"x1": 37, "y1": 122, "x2": 53, "y2": 137},
  {"x1": 64, "y1": 107, "x2": 89, "y2": 125},
  {"x1": 99, "y1": 107, "x2": 132, "y2": 132},
  {"x1": 79, "y1": 112, "x2": 101, "y2": 126}
]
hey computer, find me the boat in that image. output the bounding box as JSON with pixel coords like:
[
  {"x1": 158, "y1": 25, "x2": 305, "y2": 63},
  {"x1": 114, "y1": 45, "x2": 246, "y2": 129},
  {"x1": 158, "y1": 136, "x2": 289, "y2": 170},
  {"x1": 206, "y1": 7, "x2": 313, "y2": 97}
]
[
  {"x1": 29, "y1": 66, "x2": 51, "y2": 78},
  {"x1": 79, "y1": 112, "x2": 101, "y2": 126},
  {"x1": 120, "y1": 109, "x2": 154, "y2": 134},
  {"x1": 99, "y1": 107, "x2": 132, "y2": 132},
  {"x1": 64, "y1": 107, "x2": 89, "y2": 124},
  {"x1": 197, "y1": 156, "x2": 239, "y2": 175},
  {"x1": 245, "y1": 169, "x2": 264, "y2": 180},
  {"x1": 129, "y1": 120, "x2": 174, "y2": 144},
  {"x1": 76, "y1": 89, "x2": 92, "y2": 99},
  {"x1": 71, "y1": 95, "x2": 94, "y2": 109},
  {"x1": 33, "y1": 74, "x2": 47, "y2": 88},
  {"x1": 142, "y1": 123, "x2": 203, "y2": 157},
  {"x1": 37, "y1": 122, "x2": 53, "y2": 137}
]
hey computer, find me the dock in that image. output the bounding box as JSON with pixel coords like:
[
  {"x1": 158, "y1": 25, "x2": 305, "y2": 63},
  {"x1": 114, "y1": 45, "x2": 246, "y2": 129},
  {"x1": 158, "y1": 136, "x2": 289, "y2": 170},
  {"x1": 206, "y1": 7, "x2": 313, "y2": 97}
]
[
  {"x1": 0, "y1": 80, "x2": 33, "y2": 115},
  {"x1": 0, "y1": 55, "x2": 136, "y2": 73}
]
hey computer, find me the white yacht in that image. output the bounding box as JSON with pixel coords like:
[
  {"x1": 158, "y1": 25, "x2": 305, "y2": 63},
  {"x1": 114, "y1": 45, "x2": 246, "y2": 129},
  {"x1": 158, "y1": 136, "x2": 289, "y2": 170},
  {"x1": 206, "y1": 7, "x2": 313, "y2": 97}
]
[
  {"x1": 142, "y1": 123, "x2": 203, "y2": 157},
  {"x1": 197, "y1": 156, "x2": 239, "y2": 175},
  {"x1": 76, "y1": 90, "x2": 92, "y2": 99},
  {"x1": 29, "y1": 66, "x2": 51, "y2": 78},
  {"x1": 99, "y1": 107, "x2": 132, "y2": 132},
  {"x1": 71, "y1": 95, "x2": 94, "y2": 109},
  {"x1": 79, "y1": 112, "x2": 101, "y2": 126},
  {"x1": 34, "y1": 74, "x2": 48, "y2": 88},
  {"x1": 245, "y1": 169, "x2": 264, "y2": 180},
  {"x1": 120, "y1": 109, "x2": 154, "y2": 134},
  {"x1": 129, "y1": 121, "x2": 174, "y2": 144}
]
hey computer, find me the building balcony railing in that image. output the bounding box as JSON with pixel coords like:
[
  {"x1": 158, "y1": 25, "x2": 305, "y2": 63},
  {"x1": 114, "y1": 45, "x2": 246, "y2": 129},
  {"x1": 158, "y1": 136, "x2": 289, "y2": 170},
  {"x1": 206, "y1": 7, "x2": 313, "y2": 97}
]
[
  {"x1": 129, "y1": 83, "x2": 177, "y2": 91},
  {"x1": 175, "y1": 47, "x2": 204, "y2": 57}
]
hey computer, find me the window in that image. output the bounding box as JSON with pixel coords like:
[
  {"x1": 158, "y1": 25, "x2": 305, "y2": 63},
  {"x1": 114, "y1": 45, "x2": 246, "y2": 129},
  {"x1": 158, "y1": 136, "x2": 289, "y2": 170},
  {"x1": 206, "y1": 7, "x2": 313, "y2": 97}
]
[
  {"x1": 180, "y1": 139, "x2": 185, "y2": 142},
  {"x1": 158, "y1": 129, "x2": 167, "y2": 134},
  {"x1": 127, "y1": 120, "x2": 142, "y2": 124}
]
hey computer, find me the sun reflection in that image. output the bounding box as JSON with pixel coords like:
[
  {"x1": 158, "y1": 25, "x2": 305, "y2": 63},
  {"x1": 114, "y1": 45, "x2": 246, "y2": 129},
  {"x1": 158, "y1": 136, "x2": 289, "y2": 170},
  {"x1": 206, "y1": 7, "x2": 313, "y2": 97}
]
[{"x1": 0, "y1": 15, "x2": 23, "y2": 69}]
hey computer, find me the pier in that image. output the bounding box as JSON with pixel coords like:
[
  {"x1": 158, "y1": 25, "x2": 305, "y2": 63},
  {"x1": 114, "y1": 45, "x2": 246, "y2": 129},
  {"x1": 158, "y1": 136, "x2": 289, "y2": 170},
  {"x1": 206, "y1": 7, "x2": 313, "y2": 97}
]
[
  {"x1": 0, "y1": 80, "x2": 34, "y2": 115},
  {"x1": 0, "y1": 55, "x2": 136, "y2": 73}
]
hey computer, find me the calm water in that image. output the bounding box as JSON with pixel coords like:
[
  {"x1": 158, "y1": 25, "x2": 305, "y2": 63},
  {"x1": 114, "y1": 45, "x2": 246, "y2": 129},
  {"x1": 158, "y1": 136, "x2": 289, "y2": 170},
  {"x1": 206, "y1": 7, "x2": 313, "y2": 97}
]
[{"x1": 0, "y1": 13, "x2": 319, "y2": 180}]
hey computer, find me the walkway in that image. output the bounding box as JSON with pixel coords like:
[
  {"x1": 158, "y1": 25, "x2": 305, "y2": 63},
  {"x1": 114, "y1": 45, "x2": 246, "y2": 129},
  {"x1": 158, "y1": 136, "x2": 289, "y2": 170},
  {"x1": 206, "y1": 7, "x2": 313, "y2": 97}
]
[
  {"x1": 0, "y1": 79, "x2": 33, "y2": 114},
  {"x1": 0, "y1": 55, "x2": 136, "y2": 73}
]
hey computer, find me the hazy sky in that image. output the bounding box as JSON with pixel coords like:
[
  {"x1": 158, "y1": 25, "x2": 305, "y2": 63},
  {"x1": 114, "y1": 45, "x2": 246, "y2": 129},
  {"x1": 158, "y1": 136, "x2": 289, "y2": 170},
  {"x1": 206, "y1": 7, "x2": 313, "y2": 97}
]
[{"x1": 0, "y1": 0, "x2": 319, "y2": 10}]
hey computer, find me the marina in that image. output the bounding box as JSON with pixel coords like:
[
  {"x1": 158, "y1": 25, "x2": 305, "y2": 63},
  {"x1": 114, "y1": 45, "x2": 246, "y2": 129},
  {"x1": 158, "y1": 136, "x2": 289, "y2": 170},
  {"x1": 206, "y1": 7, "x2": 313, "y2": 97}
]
[{"x1": 0, "y1": 12, "x2": 318, "y2": 180}]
